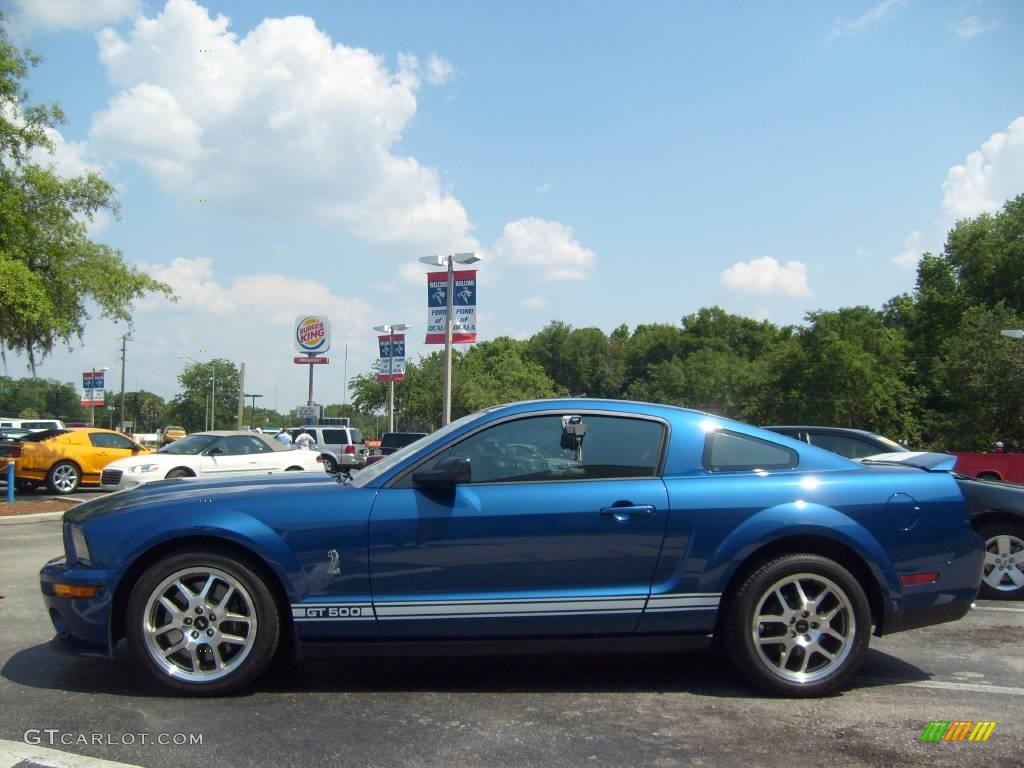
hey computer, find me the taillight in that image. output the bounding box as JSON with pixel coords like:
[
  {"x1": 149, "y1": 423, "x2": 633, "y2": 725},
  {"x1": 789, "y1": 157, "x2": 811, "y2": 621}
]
[
  {"x1": 6, "y1": 447, "x2": 22, "y2": 458},
  {"x1": 344, "y1": 445, "x2": 355, "y2": 454}
]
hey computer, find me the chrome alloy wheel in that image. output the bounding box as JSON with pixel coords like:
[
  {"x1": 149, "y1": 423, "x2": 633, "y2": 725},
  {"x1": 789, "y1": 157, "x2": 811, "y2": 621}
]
[
  {"x1": 982, "y1": 533, "x2": 1024, "y2": 593},
  {"x1": 141, "y1": 567, "x2": 258, "y2": 683},
  {"x1": 51, "y1": 464, "x2": 79, "y2": 492},
  {"x1": 751, "y1": 573, "x2": 856, "y2": 684}
]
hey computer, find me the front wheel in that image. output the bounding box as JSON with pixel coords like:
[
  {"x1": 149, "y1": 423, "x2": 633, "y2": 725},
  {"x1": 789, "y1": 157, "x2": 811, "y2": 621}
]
[
  {"x1": 722, "y1": 553, "x2": 871, "y2": 697},
  {"x1": 978, "y1": 521, "x2": 1024, "y2": 600},
  {"x1": 126, "y1": 550, "x2": 280, "y2": 695}
]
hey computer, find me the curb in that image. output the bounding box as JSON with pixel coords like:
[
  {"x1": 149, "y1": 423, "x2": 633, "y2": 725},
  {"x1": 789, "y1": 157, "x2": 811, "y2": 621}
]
[{"x1": 0, "y1": 510, "x2": 66, "y2": 525}]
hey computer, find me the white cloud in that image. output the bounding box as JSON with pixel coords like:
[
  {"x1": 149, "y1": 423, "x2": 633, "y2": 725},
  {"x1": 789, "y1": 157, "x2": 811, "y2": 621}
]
[
  {"x1": 941, "y1": 116, "x2": 1024, "y2": 221},
  {"x1": 950, "y1": 16, "x2": 998, "y2": 40},
  {"x1": 522, "y1": 296, "x2": 547, "y2": 309},
  {"x1": 493, "y1": 218, "x2": 595, "y2": 280},
  {"x1": 10, "y1": 0, "x2": 139, "y2": 32},
  {"x1": 536, "y1": 182, "x2": 552, "y2": 194},
  {"x1": 87, "y1": 0, "x2": 476, "y2": 252},
  {"x1": 720, "y1": 257, "x2": 811, "y2": 297},
  {"x1": 892, "y1": 231, "x2": 924, "y2": 269},
  {"x1": 828, "y1": 0, "x2": 904, "y2": 42},
  {"x1": 425, "y1": 54, "x2": 455, "y2": 85}
]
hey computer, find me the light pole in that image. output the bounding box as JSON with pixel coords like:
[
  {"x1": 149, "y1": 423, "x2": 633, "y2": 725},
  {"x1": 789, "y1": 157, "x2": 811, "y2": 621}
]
[
  {"x1": 374, "y1": 323, "x2": 409, "y2": 433},
  {"x1": 245, "y1": 393, "x2": 263, "y2": 430},
  {"x1": 418, "y1": 252, "x2": 480, "y2": 425},
  {"x1": 178, "y1": 355, "x2": 216, "y2": 431},
  {"x1": 88, "y1": 366, "x2": 110, "y2": 426}
]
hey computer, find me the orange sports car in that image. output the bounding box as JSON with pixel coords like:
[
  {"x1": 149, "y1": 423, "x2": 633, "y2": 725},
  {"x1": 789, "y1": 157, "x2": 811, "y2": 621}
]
[{"x1": 0, "y1": 428, "x2": 151, "y2": 494}]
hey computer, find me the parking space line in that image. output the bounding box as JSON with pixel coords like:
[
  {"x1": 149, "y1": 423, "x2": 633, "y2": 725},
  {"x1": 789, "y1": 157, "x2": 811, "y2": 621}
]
[
  {"x1": 860, "y1": 678, "x2": 1024, "y2": 697},
  {"x1": 0, "y1": 740, "x2": 142, "y2": 768},
  {"x1": 972, "y1": 605, "x2": 1024, "y2": 613}
]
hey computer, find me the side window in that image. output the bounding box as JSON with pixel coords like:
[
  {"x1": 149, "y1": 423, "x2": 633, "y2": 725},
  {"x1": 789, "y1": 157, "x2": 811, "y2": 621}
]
[
  {"x1": 218, "y1": 436, "x2": 256, "y2": 455},
  {"x1": 245, "y1": 436, "x2": 272, "y2": 454},
  {"x1": 808, "y1": 433, "x2": 878, "y2": 459},
  {"x1": 89, "y1": 432, "x2": 135, "y2": 449},
  {"x1": 350, "y1": 429, "x2": 363, "y2": 444},
  {"x1": 322, "y1": 429, "x2": 345, "y2": 444},
  {"x1": 704, "y1": 430, "x2": 798, "y2": 472},
  {"x1": 437, "y1": 414, "x2": 664, "y2": 484}
]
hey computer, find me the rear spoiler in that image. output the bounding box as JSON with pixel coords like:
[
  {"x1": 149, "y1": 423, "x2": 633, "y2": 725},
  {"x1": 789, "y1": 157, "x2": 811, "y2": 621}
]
[{"x1": 857, "y1": 451, "x2": 958, "y2": 472}]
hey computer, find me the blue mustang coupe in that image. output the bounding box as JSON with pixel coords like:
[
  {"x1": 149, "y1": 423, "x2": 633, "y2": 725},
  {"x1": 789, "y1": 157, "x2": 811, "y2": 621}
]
[{"x1": 40, "y1": 400, "x2": 984, "y2": 697}]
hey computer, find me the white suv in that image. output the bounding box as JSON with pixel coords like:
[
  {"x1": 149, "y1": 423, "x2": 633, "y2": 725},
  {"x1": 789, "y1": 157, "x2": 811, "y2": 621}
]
[{"x1": 287, "y1": 426, "x2": 368, "y2": 472}]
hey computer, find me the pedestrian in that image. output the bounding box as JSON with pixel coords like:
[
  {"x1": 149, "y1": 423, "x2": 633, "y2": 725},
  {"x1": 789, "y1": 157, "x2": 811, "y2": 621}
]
[
  {"x1": 276, "y1": 428, "x2": 293, "y2": 447},
  {"x1": 295, "y1": 431, "x2": 316, "y2": 450}
]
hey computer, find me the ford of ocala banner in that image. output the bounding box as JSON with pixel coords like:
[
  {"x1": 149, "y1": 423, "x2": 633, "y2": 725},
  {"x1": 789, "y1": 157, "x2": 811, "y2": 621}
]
[
  {"x1": 425, "y1": 270, "x2": 477, "y2": 344},
  {"x1": 377, "y1": 334, "x2": 406, "y2": 381}
]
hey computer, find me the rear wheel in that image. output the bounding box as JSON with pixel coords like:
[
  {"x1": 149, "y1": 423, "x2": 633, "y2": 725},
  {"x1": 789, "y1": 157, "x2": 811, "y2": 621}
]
[
  {"x1": 722, "y1": 553, "x2": 871, "y2": 696},
  {"x1": 320, "y1": 454, "x2": 338, "y2": 474},
  {"x1": 126, "y1": 550, "x2": 280, "y2": 695},
  {"x1": 46, "y1": 461, "x2": 81, "y2": 494},
  {"x1": 978, "y1": 521, "x2": 1024, "y2": 600}
]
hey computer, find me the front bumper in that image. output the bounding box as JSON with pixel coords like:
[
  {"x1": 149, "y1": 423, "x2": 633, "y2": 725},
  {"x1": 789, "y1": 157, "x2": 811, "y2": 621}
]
[{"x1": 39, "y1": 556, "x2": 115, "y2": 656}]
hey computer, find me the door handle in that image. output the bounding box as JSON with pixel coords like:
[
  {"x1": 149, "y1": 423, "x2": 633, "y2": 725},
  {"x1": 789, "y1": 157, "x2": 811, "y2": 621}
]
[{"x1": 600, "y1": 504, "x2": 655, "y2": 522}]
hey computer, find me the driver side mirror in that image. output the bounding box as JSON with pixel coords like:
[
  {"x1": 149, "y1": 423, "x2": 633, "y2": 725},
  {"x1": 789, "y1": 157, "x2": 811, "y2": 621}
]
[
  {"x1": 206, "y1": 447, "x2": 223, "y2": 456},
  {"x1": 413, "y1": 456, "x2": 470, "y2": 487}
]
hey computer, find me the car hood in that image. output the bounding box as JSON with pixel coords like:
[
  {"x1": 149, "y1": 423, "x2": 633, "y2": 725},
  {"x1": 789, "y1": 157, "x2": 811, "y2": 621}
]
[{"x1": 65, "y1": 470, "x2": 342, "y2": 524}]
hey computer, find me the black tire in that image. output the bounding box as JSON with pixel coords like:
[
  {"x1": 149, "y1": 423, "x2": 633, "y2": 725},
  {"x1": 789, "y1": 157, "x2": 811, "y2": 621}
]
[
  {"x1": 165, "y1": 468, "x2": 192, "y2": 479},
  {"x1": 721, "y1": 553, "x2": 871, "y2": 697},
  {"x1": 977, "y1": 472, "x2": 1002, "y2": 483},
  {"x1": 285, "y1": 466, "x2": 303, "y2": 471},
  {"x1": 320, "y1": 454, "x2": 338, "y2": 474},
  {"x1": 126, "y1": 550, "x2": 280, "y2": 695},
  {"x1": 15, "y1": 479, "x2": 37, "y2": 492},
  {"x1": 977, "y1": 521, "x2": 1024, "y2": 600},
  {"x1": 46, "y1": 461, "x2": 81, "y2": 494}
]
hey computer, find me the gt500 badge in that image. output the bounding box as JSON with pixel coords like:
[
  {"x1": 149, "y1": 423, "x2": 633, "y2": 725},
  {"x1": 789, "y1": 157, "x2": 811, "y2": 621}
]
[{"x1": 292, "y1": 604, "x2": 374, "y2": 620}]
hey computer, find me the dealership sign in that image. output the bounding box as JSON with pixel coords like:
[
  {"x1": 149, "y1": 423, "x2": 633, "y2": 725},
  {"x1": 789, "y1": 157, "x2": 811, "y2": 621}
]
[
  {"x1": 425, "y1": 270, "x2": 477, "y2": 344},
  {"x1": 294, "y1": 315, "x2": 331, "y2": 354},
  {"x1": 81, "y1": 371, "x2": 105, "y2": 407},
  {"x1": 377, "y1": 334, "x2": 406, "y2": 382}
]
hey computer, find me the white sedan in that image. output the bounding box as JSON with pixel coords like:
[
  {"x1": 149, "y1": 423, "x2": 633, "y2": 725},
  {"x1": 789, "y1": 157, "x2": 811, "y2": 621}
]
[{"x1": 100, "y1": 430, "x2": 325, "y2": 490}]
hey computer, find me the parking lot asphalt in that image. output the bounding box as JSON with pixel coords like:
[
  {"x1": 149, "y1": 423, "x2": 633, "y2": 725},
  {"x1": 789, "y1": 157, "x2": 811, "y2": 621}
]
[{"x1": 1, "y1": 517, "x2": 1021, "y2": 768}]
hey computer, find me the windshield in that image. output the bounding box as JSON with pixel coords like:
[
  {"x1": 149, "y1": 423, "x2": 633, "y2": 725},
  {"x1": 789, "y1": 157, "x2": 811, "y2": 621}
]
[
  {"x1": 351, "y1": 410, "x2": 485, "y2": 487},
  {"x1": 157, "y1": 434, "x2": 219, "y2": 455}
]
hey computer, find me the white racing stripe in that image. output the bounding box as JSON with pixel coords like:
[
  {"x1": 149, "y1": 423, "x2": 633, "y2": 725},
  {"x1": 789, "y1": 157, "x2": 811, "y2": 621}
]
[{"x1": 293, "y1": 593, "x2": 723, "y2": 621}]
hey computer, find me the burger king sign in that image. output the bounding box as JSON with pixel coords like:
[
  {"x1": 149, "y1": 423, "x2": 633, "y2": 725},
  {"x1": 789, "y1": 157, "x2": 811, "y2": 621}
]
[{"x1": 294, "y1": 315, "x2": 332, "y2": 354}]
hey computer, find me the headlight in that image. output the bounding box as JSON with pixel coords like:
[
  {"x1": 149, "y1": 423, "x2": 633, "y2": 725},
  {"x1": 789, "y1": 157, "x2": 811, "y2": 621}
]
[
  {"x1": 69, "y1": 525, "x2": 91, "y2": 564},
  {"x1": 129, "y1": 464, "x2": 162, "y2": 473}
]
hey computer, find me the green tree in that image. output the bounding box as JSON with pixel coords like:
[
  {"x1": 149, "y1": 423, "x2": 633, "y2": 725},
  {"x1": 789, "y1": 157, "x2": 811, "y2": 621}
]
[
  {"x1": 0, "y1": 375, "x2": 85, "y2": 420},
  {"x1": 0, "y1": 19, "x2": 174, "y2": 374},
  {"x1": 167, "y1": 359, "x2": 240, "y2": 433}
]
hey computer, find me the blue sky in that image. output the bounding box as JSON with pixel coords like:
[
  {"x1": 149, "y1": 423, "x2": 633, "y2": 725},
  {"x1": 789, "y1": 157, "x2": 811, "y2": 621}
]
[{"x1": 5, "y1": 0, "x2": 1024, "y2": 414}]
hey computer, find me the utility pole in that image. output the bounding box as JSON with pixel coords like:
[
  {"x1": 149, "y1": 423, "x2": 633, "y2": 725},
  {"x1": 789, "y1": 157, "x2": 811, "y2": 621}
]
[
  {"x1": 237, "y1": 362, "x2": 245, "y2": 429},
  {"x1": 119, "y1": 335, "x2": 130, "y2": 430}
]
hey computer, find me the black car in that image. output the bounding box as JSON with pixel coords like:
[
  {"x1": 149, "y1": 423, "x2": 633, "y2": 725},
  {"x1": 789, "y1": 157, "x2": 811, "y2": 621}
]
[
  {"x1": 764, "y1": 426, "x2": 909, "y2": 460},
  {"x1": 379, "y1": 431, "x2": 427, "y2": 455}
]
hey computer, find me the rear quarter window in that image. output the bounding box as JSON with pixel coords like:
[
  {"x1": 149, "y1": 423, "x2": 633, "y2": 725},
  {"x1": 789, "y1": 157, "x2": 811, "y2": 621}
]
[{"x1": 704, "y1": 430, "x2": 798, "y2": 472}]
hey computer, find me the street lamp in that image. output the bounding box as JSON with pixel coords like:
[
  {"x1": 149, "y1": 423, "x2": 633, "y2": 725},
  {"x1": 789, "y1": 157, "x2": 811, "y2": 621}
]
[
  {"x1": 88, "y1": 366, "x2": 110, "y2": 426},
  {"x1": 245, "y1": 393, "x2": 263, "y2": 430},
  {"x1": 418, "y1": 252, "x2": 480, "y2": 425},
  {"x1": 373, "y1": 323, "x2": 409, "y2": 433},
  {"x1": 178, "y1": 355, "x2": 216, "y2": 431}
]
